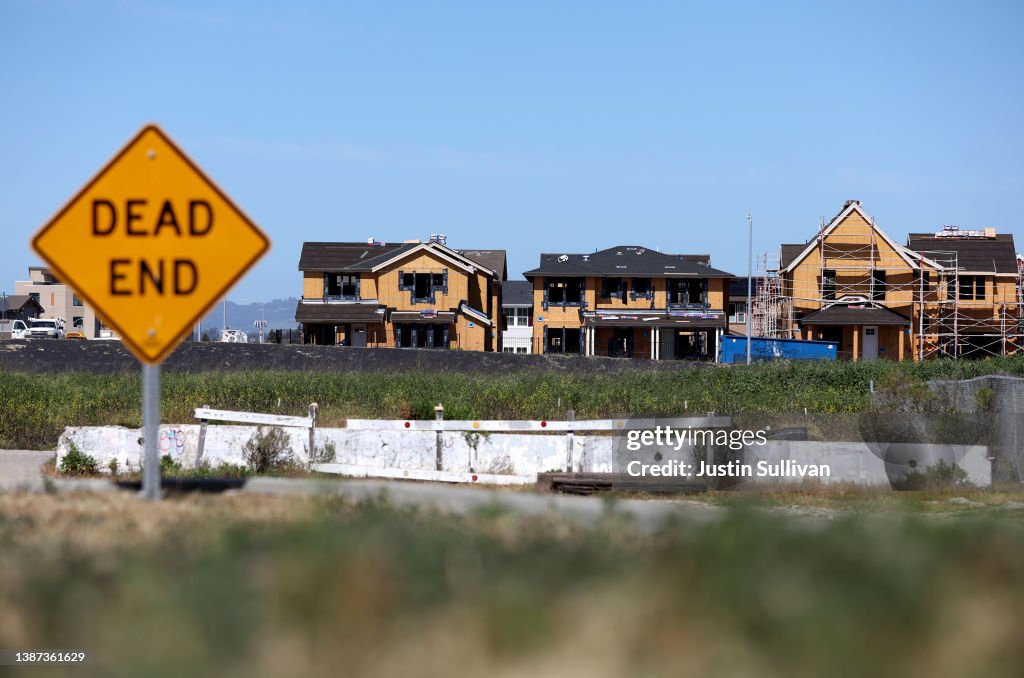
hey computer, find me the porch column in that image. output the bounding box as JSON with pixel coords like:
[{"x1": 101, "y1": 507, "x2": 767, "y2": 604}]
[
  {"x1": 852, "y1": 325, "x2": 860, "y2": 362},
  {"x1": 655, "y1": 327, "x2": 660, "y2": 360},
  {"x1": 650, "y1": 327, "x2": 656, "y2": 359},
  {"x1": 898, "y1": 327, "x2": 905, "y2": 362}
]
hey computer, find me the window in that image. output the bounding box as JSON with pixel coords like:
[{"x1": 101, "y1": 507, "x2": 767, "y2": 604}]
[
  {"x1": 395, "y1": 323, "x2": 448, "y2": 349},
  {"x1": 325, "y1": 273, "x2": 359, "y2": 299},
  {"x1": 72, "y1": 295, "x2": 83, "y2": 307},
  {"x1": 822, "y1": 269, "x2": 836, "y2": 301},
  {"x1": 398, "y1": 271, "x2": 447, "y2": 304},
  {"x1": 667, "y1": 279, "x2": 705, "y2": 306},
  {"x1": 73, "y1": 316, "x2": 83, "y2": 328},
  {"x1": 504, "y1": 307, "x2": 529, "y2": 328},
  {"x1": 28, "y1": 292, "x2": 40, "y2": 305},
  {"x1": 728, "y1": 302, "x2": 747, "y2": 323},
  {"x1": 631, "y1": 278, "x2": 652, "y2": 300},
  {"x1": 871, "y1": 270, "x2": 886, "y2": 301},
  {"x1": 545, "y1": 278, "x2": 582, "y2": 306},
  {"x1": 601, "y1": 277, "x2": 624, "y2": 300},
  {"x1": 958, "y1": 276, "x2": 986, "y2": 301}
]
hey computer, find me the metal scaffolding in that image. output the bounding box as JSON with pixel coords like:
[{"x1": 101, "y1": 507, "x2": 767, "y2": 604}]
[{"x1": 755, "y1": 219, "x2": 1023, "y2": 359}]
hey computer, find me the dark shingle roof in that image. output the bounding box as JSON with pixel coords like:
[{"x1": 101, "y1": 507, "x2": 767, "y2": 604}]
[
  {"x1": 780, "y1": 244, "x2": 804, "y2": 269},
  {"x1": 502, "y1": 280, "x2": 533, "y2": 306},
  {"x1": 294, "y1": 302, "x2": 384, "y2": 323},
  {"x1": 457, "y1": 250, "x2": 507, "y2": 279},
  {"x1": 0, "y1": 295, "x2": 39, "y2": 312},
  {"x1": 907, "y1": 233, "x2": 1018, "y2": 274},
  {"x1": 298, "y1": 242, "x2": 414, "y2": 271},
  {"x1": 523, "y1": 246, "x2": 734, "y2": 278},
  {"x1": 729, "y1": 277, "x2": 763, "y2": 297},
  {"x1": 800, "y1": 305, "x2": 911, "y2": 326}
]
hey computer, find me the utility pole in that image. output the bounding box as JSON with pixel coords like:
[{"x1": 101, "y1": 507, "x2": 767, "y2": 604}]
[{"x1": 746, "y1": 214, "x2": 753, "y2": 365}]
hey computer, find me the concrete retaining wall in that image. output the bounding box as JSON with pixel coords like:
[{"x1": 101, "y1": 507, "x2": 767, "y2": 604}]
[{"x1": 56, "y1": 426, "x2": 990, "y2": 487}]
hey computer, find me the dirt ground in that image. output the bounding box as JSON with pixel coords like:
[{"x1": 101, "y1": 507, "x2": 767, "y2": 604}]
[{"x1": 0, "y1": 339, "x2": 710, "y2": 375}]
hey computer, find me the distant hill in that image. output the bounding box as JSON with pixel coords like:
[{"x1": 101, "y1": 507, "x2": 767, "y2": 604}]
[{"x1": 198, "y1": 298, "x2": 299, "y2": 335}]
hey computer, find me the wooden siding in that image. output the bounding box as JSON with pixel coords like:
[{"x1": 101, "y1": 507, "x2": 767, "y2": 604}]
[{"x1": 303, "y1": 272, "x2": 323, "y2": 299}]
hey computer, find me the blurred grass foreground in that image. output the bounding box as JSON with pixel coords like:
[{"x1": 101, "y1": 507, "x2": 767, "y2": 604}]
[{"x1": 1, "y1": 491, "x2": 1023, "y2": 678}]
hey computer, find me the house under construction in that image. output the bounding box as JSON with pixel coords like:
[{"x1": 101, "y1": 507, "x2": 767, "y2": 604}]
[{"x1": 753, "y1": 200, "x2": 1023, "y2": 360}]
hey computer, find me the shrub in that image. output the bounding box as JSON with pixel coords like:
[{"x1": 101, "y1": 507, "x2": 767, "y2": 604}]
[
  {"x1": 192, "y1": 461, "x2": 248, "y2": 479},
  {"x1": 243, "y1": 426, "x2": 295, "y2": 474},
  {"x1": 161, "y1": 454, "x2": 183, "y2": 475},
  {"x1": 59, "y1": 444, "x2": 99, "y2": 476},
  {"x1": 893, "y1": 460, "x2": 972, "y2": 491},
  {"x1": 309, "y1": 439, "x2": 337, "y2": 467}
]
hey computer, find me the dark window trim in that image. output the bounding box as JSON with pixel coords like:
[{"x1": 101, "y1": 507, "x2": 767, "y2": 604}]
[
  {"x1": 629, "y1": 277, "x2": 654, "y2": 301},
  {"x1": 398, "y1": 270, "x2": 449, "y2": 305},
  {"x1": 542, "y1": 277, "x2": 584, "y2": 310},
  {"x1": 323, "y1": 272, "x2": 361, "y2": 301},
  {"x1": 822, "y1": 269, "x2": 836, "y2": 301}
]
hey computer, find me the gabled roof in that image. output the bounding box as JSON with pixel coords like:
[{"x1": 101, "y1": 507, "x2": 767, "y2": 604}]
[
  {"x1": 782, "y1": 201, "x2": 918, "y2": 273},
  {"x1": 906, "y1": 233, "x2": 1018, "y2": 274},
  {"x1": 780, "y1": 244, "x2": 804, "y2": 269},
  {"x1": 0, "y1": 295, "x2": 43, "y2": 313},
  {"x1": 502, "y1": 280, "x2": 533, "y2": 306},
  {"x1": 457, "y1": 249, "x2": 507, "y2": 280},
  {"x1": 366, "y1": 242, "x2": 483, "y2": 274},
  {"x1": 298, "y1": 241, "x2": 499, "y2": 277},
  {"x1": 523, "y1": 245, "x2": 734, "y2": 278}
]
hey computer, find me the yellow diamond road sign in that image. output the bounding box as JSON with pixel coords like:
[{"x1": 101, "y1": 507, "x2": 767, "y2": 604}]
[{"x1": 32, "y1": 124, "x2": 270, "y2": 364}]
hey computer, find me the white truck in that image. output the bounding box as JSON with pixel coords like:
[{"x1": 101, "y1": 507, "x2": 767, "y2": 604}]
[
  {"x1": 0, "y1": 319, "x2": 29, "y2": 340},
  {"x1": 24, "y1": 317, "x2": 66, "y2": 339}
]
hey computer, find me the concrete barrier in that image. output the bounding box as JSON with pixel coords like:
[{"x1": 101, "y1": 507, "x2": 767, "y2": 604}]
[{"x1": 56, "y1": 426, "x2": 990, "y2": 487}]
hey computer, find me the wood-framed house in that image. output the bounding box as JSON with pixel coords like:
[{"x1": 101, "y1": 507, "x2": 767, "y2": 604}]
[
  {"x1": 778, "y1": 200, "x2": 1020, "y2": 360},
  {"x1": 523, "y1": 245, "x2": 734, "y2": 360},
  {"x1": 295, "y1": 239, "x2": 506, "y2": 350}
]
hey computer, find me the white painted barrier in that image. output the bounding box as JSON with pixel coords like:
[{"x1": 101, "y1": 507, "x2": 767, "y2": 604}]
[{"x1": 344, "y1": 415, "x2": 732, "y2": 432}]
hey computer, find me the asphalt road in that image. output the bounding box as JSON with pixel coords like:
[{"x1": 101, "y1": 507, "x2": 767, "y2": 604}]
[{"x1": 0, "y1": 449, "x2": 52, "y2": 491}]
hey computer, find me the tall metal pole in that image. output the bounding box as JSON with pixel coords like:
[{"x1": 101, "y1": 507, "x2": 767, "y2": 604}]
[
  {"x1": 141, "y1": 363, "x2": 162, "y2": 500},
  {"x1": 746, "y1": 214, "x2": 753, "y2": 365}
]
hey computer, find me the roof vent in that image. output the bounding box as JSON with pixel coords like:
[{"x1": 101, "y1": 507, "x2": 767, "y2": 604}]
[
  {"x1": 558, "y1": 255, "x2": 569, "y2": 263},
  {"x1": 367, "y1": 237, "x2": 384, "y2": 246},
  {"x1": 636, "y1": 248, "x2": 645, "y2": 255},
  {"x1": 429, "y1": 233, "x2": 447, "y2": 245},
  {"x1": 582, "y1": 255, "x2": 590, "y2": 261},
  {"x1": 404, "y1": 239, "x2": 422, "y2": 244},
  {"x1": 844, "y1": 199, "x2": 861, "y2": 208}
]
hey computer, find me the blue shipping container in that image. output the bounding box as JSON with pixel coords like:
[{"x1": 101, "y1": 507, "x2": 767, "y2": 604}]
[{"x1": 719, "y1": 335, "x2": 837, "y2": 363}]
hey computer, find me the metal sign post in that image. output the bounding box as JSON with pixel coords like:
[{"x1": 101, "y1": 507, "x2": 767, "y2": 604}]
[
  {"x1": 30, "y1": 124, "x2": 269, "y2": 501},
  {"x1": 141, "y1": 364, "x2": 161, "y2": 500}
]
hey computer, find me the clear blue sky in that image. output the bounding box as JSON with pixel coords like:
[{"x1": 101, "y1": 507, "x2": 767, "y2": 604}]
[{"x1": 2, "y1": 0, "x2": 1022, "y2": 301}]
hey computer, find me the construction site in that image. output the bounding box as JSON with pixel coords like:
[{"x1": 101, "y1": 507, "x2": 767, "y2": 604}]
[{"x1": 750, "y1": 201, "x2": 1024, "y2": 361}]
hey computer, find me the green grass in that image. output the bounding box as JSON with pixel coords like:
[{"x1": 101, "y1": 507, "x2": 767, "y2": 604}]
[
  {"x1": 2, "y1": 492, "x2": 1023, "y2": 678},
  {"x1": 2, "y1": 356, "x2": 1023, "y2": 449}
]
